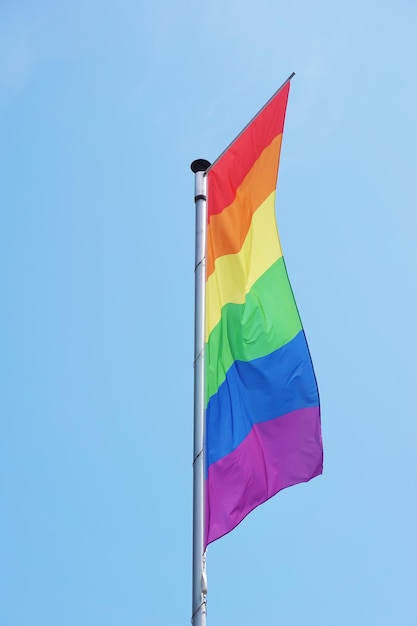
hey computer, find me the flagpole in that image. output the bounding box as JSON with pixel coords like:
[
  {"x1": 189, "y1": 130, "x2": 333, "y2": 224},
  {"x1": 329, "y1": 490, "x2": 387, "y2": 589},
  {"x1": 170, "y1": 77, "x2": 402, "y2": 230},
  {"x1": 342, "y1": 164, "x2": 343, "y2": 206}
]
[{"x1": 191, "y1": 158, "x2": 211, "y2": 626}]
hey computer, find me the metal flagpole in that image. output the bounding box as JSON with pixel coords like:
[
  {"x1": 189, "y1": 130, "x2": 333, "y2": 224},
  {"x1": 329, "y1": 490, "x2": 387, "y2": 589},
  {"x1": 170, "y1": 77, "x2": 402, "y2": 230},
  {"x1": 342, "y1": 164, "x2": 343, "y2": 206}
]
[{"x1": 190, "y1": 158, "x2": 211, "y2": 626}]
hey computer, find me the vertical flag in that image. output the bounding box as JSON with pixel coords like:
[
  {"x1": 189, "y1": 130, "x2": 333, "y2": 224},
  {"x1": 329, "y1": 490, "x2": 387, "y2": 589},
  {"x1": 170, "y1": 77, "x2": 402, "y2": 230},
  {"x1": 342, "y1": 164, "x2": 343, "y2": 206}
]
[{"x1": 204, "y1": 79, "x2": 323, "y2": 546}]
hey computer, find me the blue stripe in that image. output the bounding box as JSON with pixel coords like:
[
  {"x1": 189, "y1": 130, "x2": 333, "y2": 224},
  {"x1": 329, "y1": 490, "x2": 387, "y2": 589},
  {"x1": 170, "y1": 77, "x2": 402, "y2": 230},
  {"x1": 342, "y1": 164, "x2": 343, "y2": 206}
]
[{"x1": 206, "y1": 330, "x2": 319, "y2": 468}]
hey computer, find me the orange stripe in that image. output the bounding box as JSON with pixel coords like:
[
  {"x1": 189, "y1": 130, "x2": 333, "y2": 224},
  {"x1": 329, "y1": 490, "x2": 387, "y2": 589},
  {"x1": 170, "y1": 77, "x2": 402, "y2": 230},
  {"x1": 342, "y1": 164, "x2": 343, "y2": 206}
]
[{"x1": 207, "y1": 133, "x2": 282, "y2": 279}]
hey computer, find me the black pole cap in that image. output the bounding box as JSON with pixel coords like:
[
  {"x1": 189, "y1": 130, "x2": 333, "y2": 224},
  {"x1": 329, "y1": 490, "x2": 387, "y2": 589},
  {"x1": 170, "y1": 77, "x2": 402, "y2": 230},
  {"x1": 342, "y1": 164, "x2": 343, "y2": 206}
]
[{"x1": 190, "y1": 159, "x2": 211, "y2": 173}]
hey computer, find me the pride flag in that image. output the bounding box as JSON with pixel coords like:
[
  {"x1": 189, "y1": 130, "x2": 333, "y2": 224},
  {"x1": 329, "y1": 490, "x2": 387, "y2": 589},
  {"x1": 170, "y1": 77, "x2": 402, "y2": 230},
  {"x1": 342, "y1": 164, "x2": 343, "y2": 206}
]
[{"x1": 204, "y1": 79, "x2": 323, "y2": 546}]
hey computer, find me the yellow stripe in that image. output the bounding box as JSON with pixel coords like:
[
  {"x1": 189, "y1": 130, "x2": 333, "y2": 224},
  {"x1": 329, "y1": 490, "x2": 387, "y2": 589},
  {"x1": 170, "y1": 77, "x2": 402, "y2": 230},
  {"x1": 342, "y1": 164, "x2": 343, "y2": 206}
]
[{"x1": 205, "y1": 192, "x2": 282, "y2": 340}]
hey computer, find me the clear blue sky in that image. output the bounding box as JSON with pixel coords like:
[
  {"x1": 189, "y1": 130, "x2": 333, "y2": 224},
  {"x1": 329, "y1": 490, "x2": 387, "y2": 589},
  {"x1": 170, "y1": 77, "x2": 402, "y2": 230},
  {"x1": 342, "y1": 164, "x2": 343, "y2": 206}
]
[{"x1": 1, "y1": 2, "x2": 416, "y2": 624}]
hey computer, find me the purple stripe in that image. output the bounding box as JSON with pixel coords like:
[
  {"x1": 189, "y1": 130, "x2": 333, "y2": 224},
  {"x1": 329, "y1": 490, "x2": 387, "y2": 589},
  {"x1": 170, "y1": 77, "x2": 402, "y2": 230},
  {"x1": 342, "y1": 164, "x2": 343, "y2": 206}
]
[{"x1": 205, "y1": 406, "x2": 322, "y2": 546}]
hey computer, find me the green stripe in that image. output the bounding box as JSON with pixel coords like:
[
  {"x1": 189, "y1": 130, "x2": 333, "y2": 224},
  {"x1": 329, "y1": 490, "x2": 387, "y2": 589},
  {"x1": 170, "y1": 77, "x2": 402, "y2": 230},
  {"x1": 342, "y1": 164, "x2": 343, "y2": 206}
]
[{"x1": 205, "y1": 257, "x2": 302, "y2": 404}]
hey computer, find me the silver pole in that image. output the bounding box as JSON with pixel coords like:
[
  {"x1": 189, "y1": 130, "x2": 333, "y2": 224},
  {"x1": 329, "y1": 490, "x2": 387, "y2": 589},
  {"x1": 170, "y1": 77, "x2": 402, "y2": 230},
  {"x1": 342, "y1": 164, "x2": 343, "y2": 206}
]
[{"x1": 190, "y1": 158, "x2": 211, "y2": 626}]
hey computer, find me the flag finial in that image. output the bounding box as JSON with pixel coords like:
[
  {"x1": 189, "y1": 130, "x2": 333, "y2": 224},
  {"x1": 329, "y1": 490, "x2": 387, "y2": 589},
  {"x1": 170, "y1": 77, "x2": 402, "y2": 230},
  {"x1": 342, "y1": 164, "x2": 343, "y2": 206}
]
[{"x1": 191, "y1": 159, "x2": 211, "y2": 173}]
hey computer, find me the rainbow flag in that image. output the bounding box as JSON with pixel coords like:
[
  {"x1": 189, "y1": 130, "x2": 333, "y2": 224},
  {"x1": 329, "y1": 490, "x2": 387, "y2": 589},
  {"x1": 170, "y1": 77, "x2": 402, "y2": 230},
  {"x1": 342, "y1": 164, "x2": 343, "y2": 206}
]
[{"x1": 204, "y1": 79, "x2": 323, "y2": 546}]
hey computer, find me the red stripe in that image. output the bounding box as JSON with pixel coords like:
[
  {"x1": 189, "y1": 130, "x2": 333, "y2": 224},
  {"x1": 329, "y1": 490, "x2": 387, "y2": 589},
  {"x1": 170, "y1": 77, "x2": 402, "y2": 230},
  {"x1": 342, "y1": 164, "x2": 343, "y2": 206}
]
[{"x1": 208, "y1": 81, "x2": 290, "y2": 220}]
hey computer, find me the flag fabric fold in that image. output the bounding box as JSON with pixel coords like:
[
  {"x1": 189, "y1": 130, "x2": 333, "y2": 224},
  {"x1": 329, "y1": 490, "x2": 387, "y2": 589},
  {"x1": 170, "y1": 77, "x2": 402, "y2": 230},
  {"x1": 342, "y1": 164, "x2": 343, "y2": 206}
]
[{"x1": 204, "y1": 80, "x2": 322, "y2": 547}]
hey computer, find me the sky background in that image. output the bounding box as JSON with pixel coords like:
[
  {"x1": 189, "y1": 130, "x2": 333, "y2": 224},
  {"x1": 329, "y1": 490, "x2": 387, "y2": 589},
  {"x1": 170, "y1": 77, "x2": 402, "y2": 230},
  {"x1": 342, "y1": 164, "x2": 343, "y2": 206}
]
[{"x1": 1, "y1": 1, "x2": 416, "y2": 625}]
